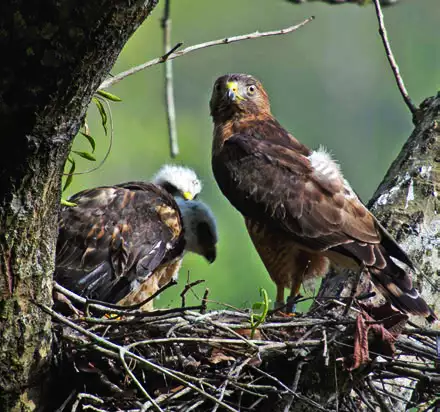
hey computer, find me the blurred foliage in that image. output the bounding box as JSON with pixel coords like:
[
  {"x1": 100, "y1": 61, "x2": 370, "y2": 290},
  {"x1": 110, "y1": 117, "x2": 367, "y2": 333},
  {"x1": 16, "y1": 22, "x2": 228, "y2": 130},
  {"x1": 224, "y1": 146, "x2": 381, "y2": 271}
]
[{"x1": 65, "y1": 0, "x2": 440, "y2": 312}]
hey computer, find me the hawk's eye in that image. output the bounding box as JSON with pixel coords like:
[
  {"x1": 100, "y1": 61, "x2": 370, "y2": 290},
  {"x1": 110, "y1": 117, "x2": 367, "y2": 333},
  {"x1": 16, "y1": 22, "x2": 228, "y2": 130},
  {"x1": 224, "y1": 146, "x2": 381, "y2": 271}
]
[
  {"x1": 215, "y1": 83, "x2": 221, "y2": 92},
  {"x1": 247, "y1": 85, "x2": 256, "y2": 95}
]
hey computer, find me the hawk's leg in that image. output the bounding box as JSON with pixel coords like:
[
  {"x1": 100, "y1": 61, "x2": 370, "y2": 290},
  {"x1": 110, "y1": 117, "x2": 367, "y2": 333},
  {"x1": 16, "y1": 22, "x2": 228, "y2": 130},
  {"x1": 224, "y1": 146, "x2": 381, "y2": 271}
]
[
  {"x1": 286, "y1": 257, "x2": 311, "y2": 313},
  {"x1": 274, "y1": 284, "x2": 285, "y2": 310}
]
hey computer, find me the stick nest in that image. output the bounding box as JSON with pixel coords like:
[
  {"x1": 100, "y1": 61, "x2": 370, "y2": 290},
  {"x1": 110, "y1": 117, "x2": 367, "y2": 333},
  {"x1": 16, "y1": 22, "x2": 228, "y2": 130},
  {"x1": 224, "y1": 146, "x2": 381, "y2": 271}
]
[{"x1": 47, "y1": 281, "x2": 440, "y2": 412}]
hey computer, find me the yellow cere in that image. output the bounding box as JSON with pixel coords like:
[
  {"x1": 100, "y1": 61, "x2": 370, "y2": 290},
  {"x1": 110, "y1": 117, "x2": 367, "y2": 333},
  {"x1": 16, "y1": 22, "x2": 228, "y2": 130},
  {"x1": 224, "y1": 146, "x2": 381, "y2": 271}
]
[
  {"x1": 183, "y1": 191, "x2": 193, "y2": 200},
  {"x1": 226, "y1": 81, "x2": 245, "y2": 101}
]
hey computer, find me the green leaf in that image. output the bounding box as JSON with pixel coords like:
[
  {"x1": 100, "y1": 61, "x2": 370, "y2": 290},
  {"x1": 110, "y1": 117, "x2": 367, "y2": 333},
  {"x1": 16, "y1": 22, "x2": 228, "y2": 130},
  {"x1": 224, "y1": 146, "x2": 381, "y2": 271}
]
[
  {"x1": 80, "y1": 132, "x2": 96, "y2": 153},
  {"x1": 249, "y1": 287, "x2": 270, "y2": 339},
  {"x1": 61, "y1": 199, "x2": 77, "y2": 207},
  {"x1": 72, "y1": 150, "x2": 96, "y2": 161},
  {"x1": 63, "y1": 157, "x2": 76, "y2": 192},
  {"x1": 96, "y1": 89, "x2": 122, "y2": 102},
  {"x1": 93, "y1": 97, "x2": 108, "y2": 135}
]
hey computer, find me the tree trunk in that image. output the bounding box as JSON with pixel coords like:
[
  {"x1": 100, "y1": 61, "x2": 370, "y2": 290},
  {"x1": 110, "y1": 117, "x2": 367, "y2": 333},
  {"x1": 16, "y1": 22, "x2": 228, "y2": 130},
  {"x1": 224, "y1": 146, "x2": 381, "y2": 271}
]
[
  {"x1": 368, "y1": 94, "x2": 440, "y2": 317},
  {"x1": 0, "y1": 1, "x2": 158, "y2": 410}
]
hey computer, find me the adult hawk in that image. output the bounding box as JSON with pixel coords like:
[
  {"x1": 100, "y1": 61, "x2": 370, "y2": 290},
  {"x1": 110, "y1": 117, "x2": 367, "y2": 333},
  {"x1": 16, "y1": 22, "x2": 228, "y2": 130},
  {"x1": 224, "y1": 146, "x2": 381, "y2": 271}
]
[
  {"x1": 210, "y1": 73, "x2": 435, "y2": 321},
  {"x1": 55, "y1": 181, "x2": 217, "y2": 311}
]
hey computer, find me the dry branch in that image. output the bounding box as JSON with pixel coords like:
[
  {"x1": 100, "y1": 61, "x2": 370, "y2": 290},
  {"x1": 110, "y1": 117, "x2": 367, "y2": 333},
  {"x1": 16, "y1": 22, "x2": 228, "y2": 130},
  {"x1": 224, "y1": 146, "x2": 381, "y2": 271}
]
[
  {"x1": 372, "y1": 0, "x2": 417, "y2": 114},
  {"x1": 161, "y1": 0, "x2": 179, "y2": 158},
  {"x1": 99, "y1": 18, "x2": 315, "y2": 90}
]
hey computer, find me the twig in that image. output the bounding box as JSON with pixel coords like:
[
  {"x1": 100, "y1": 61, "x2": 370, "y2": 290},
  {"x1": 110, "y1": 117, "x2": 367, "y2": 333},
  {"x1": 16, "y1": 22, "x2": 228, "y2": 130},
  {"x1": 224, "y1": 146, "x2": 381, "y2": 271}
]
[
  {"x1": 180, "y1": 279, "x2": 205, "y2": 307},
  {"x1": 353, "y1": 387, "x2": 377, "y2": 412},
  {"x1": 71, "y1": 393, "x2": 104, "y2": 412},
  {"x1": 372, "y1": 0, "x2": 417, "y2": 114},
  {"x1": 55, "y1": 390, "x2": 77, "y2": 412},
  {"x1": 185, "y1": 400, "x2": 205, "y2": 411},
  {"x1": 206, "y1": 319, "x2": 258, "y2": 349},
  {"x1": 100, "y1": 17, "x2": 315, "y2": 89},
  {"x1": 119, "y1": 347, "x2": 163, "y2": 411},
  {"x1": 366, "y1": 378, "x2": 392, "y2": 412},
  {"x1": 111, "y1": 336, "x2": 319, "y2": 349},
  {"x1": 201, "y1": 288, "x2": 209, "y2": 314},
  {"x1": 161, "y1": 0, "x2": 179, "y2": 158},
  {"x1": 281, "y1": 360, "x2": 305, "y2": 412},
  {"x1": 85, "y1": 279, "x2": 178, "y2": 313},
  {"x1": 161, "y1": 42, "x2": 182, "y2": 62},
  {"x1": 291, "y1": 362, "x2": 305, "y2": 394},
  {"x1": 334, "y1": 362, "x2": 339, "y2": 412},
  {"x1": 211, "y1": 379, "x2": 228, "y2": 412},
  {"x1": 323, "y1": 329, "x2": 329, "y2": 366},
  {"x1": 250, "y1": 366, "x2": 329, "y2": 411},
  {"x1": 144, "y1": 387, "x2": 192, "y2": 410},
  {"x1": 387, "y1": 365, "x2": 440, "y2": 383},
  {"x1": 82, "y1": 405, "x2": 110, "y2": 412},
  {"x1": 54, "y1": 280, "x2": 183, "y2": 319}
]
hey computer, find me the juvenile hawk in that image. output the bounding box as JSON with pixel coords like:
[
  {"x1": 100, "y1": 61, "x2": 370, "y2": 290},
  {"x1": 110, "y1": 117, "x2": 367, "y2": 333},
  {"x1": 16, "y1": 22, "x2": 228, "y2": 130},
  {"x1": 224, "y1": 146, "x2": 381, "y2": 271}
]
[
  {"x1": 152, "y1": 164, "x2": 202, "y2": 201},
  {"x1": 55, "y1": 181, "x2": 217, "y2": 311}
]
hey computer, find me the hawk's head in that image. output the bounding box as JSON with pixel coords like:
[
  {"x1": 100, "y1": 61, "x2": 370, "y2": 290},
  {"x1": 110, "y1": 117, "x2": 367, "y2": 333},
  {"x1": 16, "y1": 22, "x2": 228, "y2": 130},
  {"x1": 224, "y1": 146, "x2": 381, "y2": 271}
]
[
  {"x1": 209, "y1": 73, "x2": 270, "y2": 122},
  {"x1": 176, "y1": 198, "x2": 218, "y2": 264},
  {"x1": 152, "y1": 164, "x2": 202, "y2": 201}
]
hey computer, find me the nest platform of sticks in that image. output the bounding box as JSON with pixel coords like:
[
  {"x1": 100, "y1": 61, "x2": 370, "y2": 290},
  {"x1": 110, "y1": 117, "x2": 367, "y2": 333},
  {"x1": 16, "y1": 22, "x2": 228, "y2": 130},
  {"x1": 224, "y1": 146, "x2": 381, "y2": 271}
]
[{"x1": 45, "y1": 280, "x2": 440, "y2": 412}]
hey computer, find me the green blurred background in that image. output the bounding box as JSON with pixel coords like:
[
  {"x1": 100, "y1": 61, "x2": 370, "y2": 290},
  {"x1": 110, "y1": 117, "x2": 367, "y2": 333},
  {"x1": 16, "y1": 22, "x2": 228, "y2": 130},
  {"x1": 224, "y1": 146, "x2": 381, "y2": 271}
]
[{"x1": 65, "y1": 0, "x2": 440, "y2": 312}]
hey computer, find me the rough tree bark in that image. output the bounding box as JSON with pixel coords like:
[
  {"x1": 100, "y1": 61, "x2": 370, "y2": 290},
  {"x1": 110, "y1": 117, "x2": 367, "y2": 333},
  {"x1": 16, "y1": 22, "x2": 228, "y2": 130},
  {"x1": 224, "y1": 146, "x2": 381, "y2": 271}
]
[
  {"x1": 0, "y1": 1, "x2": 158, "y2": 410},
  {"x1": 369, "y1": 96, "x2": 440, "y2": 315},
  {"x1": 262, "y1": 94, "x2": 440, "y2": 412}
]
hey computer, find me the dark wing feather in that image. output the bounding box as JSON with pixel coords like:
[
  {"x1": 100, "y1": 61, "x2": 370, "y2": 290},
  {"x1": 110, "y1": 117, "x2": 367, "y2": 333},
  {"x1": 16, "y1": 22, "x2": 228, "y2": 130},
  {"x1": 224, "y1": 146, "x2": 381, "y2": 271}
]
[{"x1": 55, "y1": 183, "x2": 183, "y2": 303}]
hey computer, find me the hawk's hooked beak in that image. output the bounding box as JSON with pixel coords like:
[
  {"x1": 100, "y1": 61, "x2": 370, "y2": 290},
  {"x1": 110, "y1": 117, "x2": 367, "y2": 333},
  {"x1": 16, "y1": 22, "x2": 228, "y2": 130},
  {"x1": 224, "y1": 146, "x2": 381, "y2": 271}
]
[
  {"x1": 183, "y1": 191, "x2": 193, "y2": 201},
  {"x1": 226, "y1": 81, "x2": 244, "y2": 102},
  {"x1": 204, "y1": 246, "x2": 216, "y2": 264}
]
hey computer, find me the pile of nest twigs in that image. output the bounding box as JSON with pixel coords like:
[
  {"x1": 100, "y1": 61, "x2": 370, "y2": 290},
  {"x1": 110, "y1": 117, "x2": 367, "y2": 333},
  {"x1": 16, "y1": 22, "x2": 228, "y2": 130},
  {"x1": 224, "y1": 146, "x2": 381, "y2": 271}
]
[{"x1": 44, "y1": 280, "x2": 440, "y2": 412}]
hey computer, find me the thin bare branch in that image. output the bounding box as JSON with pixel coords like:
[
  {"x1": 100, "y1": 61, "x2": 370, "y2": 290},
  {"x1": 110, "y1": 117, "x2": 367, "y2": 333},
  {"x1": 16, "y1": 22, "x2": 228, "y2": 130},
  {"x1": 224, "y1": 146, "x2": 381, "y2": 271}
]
[
  {"x1": 372, "y1": 0, "x2": 417, "y2": 114},
  {"x1": 119, "y1": 347, "x2": 163, "y2": 412},
  {"x1": 100, "y1": 17, "x2": 315, "y2": 90},
  {"x1": 366, "y1": 378, "x2": 392, "y2": 412},
  {"x1": 161, "y1": 0, "x2": 179, "y2": 158}
]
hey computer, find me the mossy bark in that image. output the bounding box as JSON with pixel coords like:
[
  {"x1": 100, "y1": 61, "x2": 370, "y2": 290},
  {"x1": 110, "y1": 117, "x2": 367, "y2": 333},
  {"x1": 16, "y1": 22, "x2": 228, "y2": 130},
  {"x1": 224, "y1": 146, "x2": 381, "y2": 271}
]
[{"x1": 0, "y1": 1, "x2": 158, "y2": 410}]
